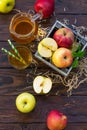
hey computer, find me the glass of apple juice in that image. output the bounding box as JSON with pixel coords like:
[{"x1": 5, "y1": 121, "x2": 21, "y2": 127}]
[{"x1": 8, "y1": 46, "x2": 32, "y2": 70}]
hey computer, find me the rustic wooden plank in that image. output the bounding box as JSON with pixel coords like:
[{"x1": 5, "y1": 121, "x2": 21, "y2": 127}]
[
  {"x1": 0, "y1": 123, "x2": 87, "y2": 130},
  {"x1": 0, "y1": 15, "x2": 87, "y2": 41},
  {"x1": 0, "y1": 95, "x2": 86, "y2": 123},
  {"x1": 0, "y1": 68, "x2": 87, "y2": 96},
  {"x1": 14, "y1": 0, "x2": 87, "y2": 14}
]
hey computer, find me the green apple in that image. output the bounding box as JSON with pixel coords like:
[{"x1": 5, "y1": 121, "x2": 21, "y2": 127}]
[
  {"x1": 16, "y1": 92, "x2": 36, "y2": 113},
  {"x1": 0, "y1": 0, "x2": 15, "y2": 13},
  {"x1": 33, "y1": 76, "x2": 52, "y2": 94},
  {"x1": 38, "y1": 37, "x2": 58, "y2": 58}
]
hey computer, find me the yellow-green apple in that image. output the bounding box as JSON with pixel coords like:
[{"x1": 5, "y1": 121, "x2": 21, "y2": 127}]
[
  {"x1": 16, "y1": 92, "x2": 36, "y2": 113},
  {"x1": 52, "y1": 47, "x2": 73, "y2": 68},
  {"x1": 38, "y1": 37, "x2": 58, "y2": 58},
  {"x1": 53, "y1": 27, "x2": 74, "y2": 48},
  {"x1": 33, "y1": 75, "x2": 52, "y2": 94},
  {"x1": 0, "y1": 0, "x2": 15, "y2": 13},
  {"x1": 47, "y1": 110, "x2": 67, "y2": 130},
  {"x1": 34, "y1": 0, "x2": 55, "y2": 19}
]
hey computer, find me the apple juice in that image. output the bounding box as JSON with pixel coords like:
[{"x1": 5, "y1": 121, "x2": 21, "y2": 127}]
[
  {"x1": 9, "y1": 12, "x2": 38, "y2": 44},
  {"x1": 8, "y1": 46, "x2": 32, "y2": 70}
]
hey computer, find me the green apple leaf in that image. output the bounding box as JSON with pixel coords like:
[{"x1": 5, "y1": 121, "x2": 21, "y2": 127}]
[
  {"x1": 72, "y1": 50, "x2": 85, "y2": 58},
  {"x1": 72, "y1": 59, "x2": 79, "y2": 68},
  {"x1": 72, "y1": 44, "x2": 86, "y2": 68}
]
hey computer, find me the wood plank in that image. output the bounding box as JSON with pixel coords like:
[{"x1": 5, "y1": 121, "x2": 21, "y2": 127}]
[
  {"x1": 0, "y1": 95, "x2": 86, "y2": 123},
  {"x1": 0, "y1": 15, "x2": 87, "y2": 41},
  {"x1": 0, "y1": 68, "x2": 87, "y2": 96},
  {"x1": 14, "y1": 0, "x2": 87, "y2": 14},
  {"x1": 0, "y1": 123, "x2": 87, "y2": 130}
]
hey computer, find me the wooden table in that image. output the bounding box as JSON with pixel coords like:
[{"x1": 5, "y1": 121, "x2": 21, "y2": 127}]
[{"x1": 0, "y1": 0, "x2": 87, "y2": 129}]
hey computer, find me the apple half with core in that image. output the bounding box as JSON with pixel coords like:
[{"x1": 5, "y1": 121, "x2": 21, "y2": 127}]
[
  {"x1": 0, "y1": 0, "x2": 15, "y2": 13},
  {"x1": 47, "y1": 110, "x2": 67, "y2": 130},
  {"x1": 53, "y1": 27, "x2": 74, "y2": 48},
  {"x1": 33, "y1": 76, "x2": 52, "y2": 94},
  {"x1": 16, "y1": 92, "x2": 36, "y2": 113},
  {"x1": 38, "y1": 37, "x2": 58, "y2": 58},
  {"x1": 52, "y1": 47, "x2": 73, "y2": 68}
]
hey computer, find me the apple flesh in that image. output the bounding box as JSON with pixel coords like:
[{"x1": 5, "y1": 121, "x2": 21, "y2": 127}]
[
  {"x1": 38, "y1": 37, "x2": 58, "y2": 58},
  {"x1": 52, "y1": 47, "x2": 73, "y2": 68},
  {"x1": 47, "y1": 110, "x2": 67, "y2": 130},
  {"x1": 53, "y1": 27, "x2": 74, "y2": 48},
  {"x1": 0, "y1": 0, "x2": 15, "y2": 13},
  {"x1": 16, "y1": 92, "x2": 36, "y2": 113},
  {"x1": 33, "y1": 75, "x2": 52, "y2": 94},
  {"x1": 34, "y1": 0, "x2": 55, "y2": 19}
]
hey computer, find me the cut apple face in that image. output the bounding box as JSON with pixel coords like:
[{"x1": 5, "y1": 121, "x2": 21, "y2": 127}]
[
  {"x1": 38, "y1": 37, "x2": 58, "y2": 58},
  {"x1": 38, "y1": 43, "x2": 52, "y2": 58},
  {"x1": 33, "y1": 76, "x2": 52, "y2": 94}
]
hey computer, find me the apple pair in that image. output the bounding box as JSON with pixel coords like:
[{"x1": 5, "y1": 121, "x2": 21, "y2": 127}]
[
  {"x1": 0, "y1": 0, "x2": 15, "y2": 13},
  {"x1": 38, "y1": 37, "x2": 73, "y2": 68}
]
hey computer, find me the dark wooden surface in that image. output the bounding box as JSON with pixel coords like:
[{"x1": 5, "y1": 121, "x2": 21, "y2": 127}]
[{"x1": 0, "y1": 0, "x2": 87, "y2": 130}]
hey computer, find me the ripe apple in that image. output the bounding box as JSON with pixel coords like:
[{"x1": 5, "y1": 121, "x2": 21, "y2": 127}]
[
  {"x1": 53, "y1": 27, "x2": 74, "y2": 48},
  {"x1": 52, "y1": 47, "x2": 73, "y2": 68},
  {"x1": 33, "y1": 75, "x2": 52, "y2": 94},
  {"x1": 47, "y1": 110, "x2": 67, "y2": 130},
  {"x1": 38, "y1": 37, "x2": 58, "y2": 58},
  {"x1": 16, "y1": 92, "x2": 36, "y2": 113},
  {"x1": 0, "y1": 0, "x2": 15, "y2": 13},
  {"x1": 34, "y1": 0, "x2": 55, "y2": 19}
]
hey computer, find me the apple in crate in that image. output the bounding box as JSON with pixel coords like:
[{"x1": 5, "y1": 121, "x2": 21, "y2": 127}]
[
  {"x1": 47, "y1": 110, "x2": 67, "y2": 130},
  {"x1": 33, "y1": 76, "x2": 52, "y2": 94},
  {"x1": 0, "y1": 0, "x2": 15, "y2": 13},
  {"x1": 38, "y1": 37, "x2": 58, "y2": 58},
  {"x1": 52, "y1": 47, "x2": 73, "y2": 68},
  {"x1": 16, "y1": 92, "x2": 36, "y2": 113},
  {"x1": 53, "y1": 27, "x2": 74, "y2": 48}
]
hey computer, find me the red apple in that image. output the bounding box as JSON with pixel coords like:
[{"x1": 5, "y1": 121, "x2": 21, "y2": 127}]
[
  {"x1": 52, "y1": 47, "x2": 73, "y2": 68},
  {"x1": 53, "y1": 27, "x2": 74, "y2": 48},
  {"x1": 34, "y1": 0, "x2": 55, "y2": 19},
  {"x1": 47, "y1": 110, "x2": 67, "y2": 130}
]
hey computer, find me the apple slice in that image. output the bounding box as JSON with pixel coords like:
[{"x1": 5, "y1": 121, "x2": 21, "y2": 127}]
[
  {"x1": 38, "y1": 37, "x2": 58, "y2": 58},
  {"x1": 41, "y1": 38, "x2": 58, "y2": 51},
  {"x1": 38, "y1": 43, "x2": 52, "y2": 58},
  {"x1": 33, "y1": 76, "x2": 52, "y2": 94}
]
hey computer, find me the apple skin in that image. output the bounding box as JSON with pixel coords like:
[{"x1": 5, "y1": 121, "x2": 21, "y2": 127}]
[
  {"x1": 53, "y1": 27, "x2": 74, "y2": 48},
  {"x1": 0, "y1": 0, "x2": 15, "y2": 13},
  {"x1": 34, "y1": 0, "x2": 55, "y2": 19},
  {"x1": 52, "y1": 47, "x2": 73, "y2": 68},
  {"x1": 16, "y1": 92, "x2": 36, "y2": 113},
  {"x1": 47, "y1": 110, "x2": 67, "y2": 130}
]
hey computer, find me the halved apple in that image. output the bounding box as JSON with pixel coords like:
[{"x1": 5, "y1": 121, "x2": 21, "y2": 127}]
[
  {"x1": 38, "y1": 37, "x2": 58, "y2": 58},
  {"x1": 38, "y1": 43, "x2": 52, "y2": 58},
  {"x1": 33, "y1": 76, "x2": 52, "y2": 94}
]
